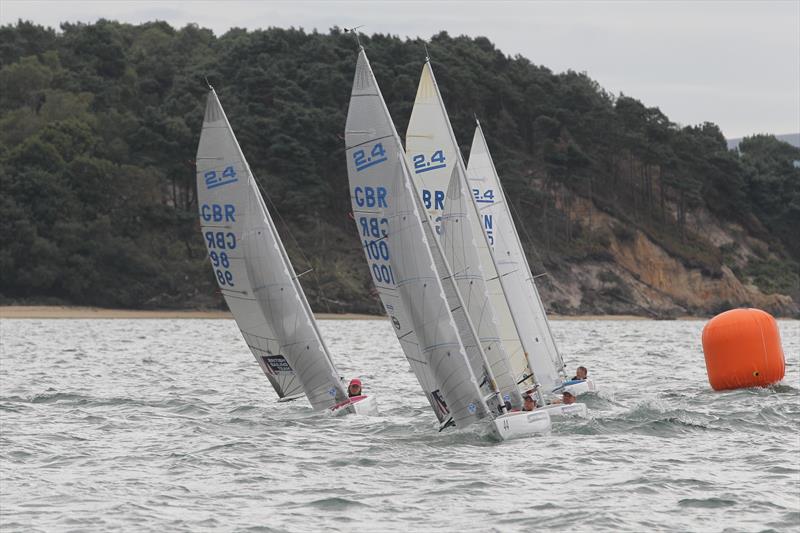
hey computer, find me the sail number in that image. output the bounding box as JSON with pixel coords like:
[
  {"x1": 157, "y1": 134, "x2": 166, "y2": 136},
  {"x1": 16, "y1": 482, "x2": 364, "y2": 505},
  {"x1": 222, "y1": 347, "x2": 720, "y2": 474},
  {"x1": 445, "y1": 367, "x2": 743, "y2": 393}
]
[
  {"x1": 412, "y1": 150, "x2": 446, "y2": 174},
  {"x1": 353, "y1": 186, "x2": 388, "y2": 208},
  {"x1": 357, "y1": 215, "x2": 395, "y2": 286},
  {"x1": 353, "y1": 143, "x2": 388, "y2": 172},
  {"x1": 200, "y1": 203, "x2": 236, "y2": 223},
  {"x1": 201, "y1": 203, "x2": 237, "y2": 287},
  {"x1": 204, "y1": 165, "x2": 238, "y2": 190},
  {"x1": 421, "y1": 189, "x2": 444, "y2": 210},
  {"x1": 472, "y1": 188, "x2": 495, "y2": 203},
  {"x1": 419, "y1": 189, "x2": 444, "y2": 234},
  {"x1": 472, "y1": 188, "x2": 495, "y2": 245}
]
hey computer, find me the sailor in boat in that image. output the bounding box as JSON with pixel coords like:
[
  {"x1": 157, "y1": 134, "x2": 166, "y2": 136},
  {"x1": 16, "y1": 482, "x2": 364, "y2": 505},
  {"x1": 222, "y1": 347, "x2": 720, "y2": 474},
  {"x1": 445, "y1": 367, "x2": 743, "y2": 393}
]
[
  {"x1": 348, "y1": 378, "x2": 363, "y2": 398},
  {"x1": 521, "y1": 394, "x2": 537, "y2": 412},
  {"x1": 572, "y1": 366, "x2": 588, "y2": 381},
  {"x1": 550, "y1": 390, "x2": 577, "y2": 405}
]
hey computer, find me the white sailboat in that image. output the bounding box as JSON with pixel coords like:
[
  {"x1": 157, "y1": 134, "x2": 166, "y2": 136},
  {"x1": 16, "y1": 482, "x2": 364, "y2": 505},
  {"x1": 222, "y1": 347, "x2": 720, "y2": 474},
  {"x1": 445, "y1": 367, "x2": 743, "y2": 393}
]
[
  {"x1": 405, "y1": 59, "x2": 527, "y2": 410},
  {"x1": 405, "y1": 59, "x2": 588, "y2": 416},
  {"x1": 466, "y1": 120, "x2": 596, "y2": 399},
  {"x1": 196, "y1": 87, "x2": 377, "y2": 416},
  {"x1": 345, "y1": 47, "x2": 550, "y2": 439}
]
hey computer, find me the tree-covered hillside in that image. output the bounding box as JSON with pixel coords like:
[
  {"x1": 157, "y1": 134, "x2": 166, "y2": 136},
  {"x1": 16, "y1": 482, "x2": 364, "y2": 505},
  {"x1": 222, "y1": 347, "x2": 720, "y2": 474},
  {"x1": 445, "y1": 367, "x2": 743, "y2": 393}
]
[{"x1": 1, "y1": 21, "x2": 797, "y2": 314}]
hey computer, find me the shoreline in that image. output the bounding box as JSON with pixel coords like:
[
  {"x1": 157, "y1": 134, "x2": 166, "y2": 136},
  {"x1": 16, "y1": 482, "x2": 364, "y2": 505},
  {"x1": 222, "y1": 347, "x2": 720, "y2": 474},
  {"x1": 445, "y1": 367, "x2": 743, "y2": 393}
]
[
  {"x1": 0, "y1": 306, "x2": 378, "y2": 320},
  {"x1": 0, "y1": 305, "x2": 703, "y2": 321}
]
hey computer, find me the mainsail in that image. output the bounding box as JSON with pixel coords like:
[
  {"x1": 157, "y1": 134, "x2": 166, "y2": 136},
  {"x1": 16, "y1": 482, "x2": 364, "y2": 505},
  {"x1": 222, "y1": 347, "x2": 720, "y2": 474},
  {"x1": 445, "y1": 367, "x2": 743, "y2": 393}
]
[
  {"x1": 196, "y1": 88, "x2": 348, "y2": 410},
  {"x1": 439, "y1": 166, "x2": 523, "y2": 409},
  {"x1": 466, "y1": 121, "x2": 567, "y2": 389},
  {"x1": 345, "y1": 48, "x2": 489, "y2": 426},
  {"x1": 405, "y1": 60, "x2": 529, "y2": 403}
]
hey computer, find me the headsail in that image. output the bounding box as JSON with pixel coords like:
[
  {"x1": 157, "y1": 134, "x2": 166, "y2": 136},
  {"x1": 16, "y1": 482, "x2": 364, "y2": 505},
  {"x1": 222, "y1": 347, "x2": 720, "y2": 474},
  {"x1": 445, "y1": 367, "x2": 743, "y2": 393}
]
[
  {"x1": 196, "y1": 89, "x2": 348, "y2": 409},
  {"x1": 440, "y1": 166, "x2": 523, "y2": 409},
  {"x1": 467, "y1": 121, "x2": 567, "y2": 389},
  {"x1": 405, "y1": 60, "x2": 528, "y2": 404},
  {"x1": 345, "y1": 49, "x2": 488, "y2": 426}
]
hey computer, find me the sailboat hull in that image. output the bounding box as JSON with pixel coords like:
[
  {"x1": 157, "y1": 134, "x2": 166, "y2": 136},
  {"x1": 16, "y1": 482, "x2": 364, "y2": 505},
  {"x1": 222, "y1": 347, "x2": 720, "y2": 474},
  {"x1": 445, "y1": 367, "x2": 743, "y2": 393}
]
[
  {"x1": 328, "y1": 395, "x2": 379, "y2": 417},
  {"x1": 556, "y1": 379, "x2": 597, "y2": 397},
  {"x1": 488, "y1": 410, "x2": 551, "y2": 441},
  {"x1": 539, "y1": 403, "x2": 588, "y2": 418}
]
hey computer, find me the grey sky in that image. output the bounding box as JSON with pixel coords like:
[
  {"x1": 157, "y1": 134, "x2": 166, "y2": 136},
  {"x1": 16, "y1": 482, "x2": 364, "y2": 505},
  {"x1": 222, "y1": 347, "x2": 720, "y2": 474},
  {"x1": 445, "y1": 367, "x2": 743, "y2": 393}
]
[{"x1": 2, "y1": 0, "x2": 798, "y2": 138}]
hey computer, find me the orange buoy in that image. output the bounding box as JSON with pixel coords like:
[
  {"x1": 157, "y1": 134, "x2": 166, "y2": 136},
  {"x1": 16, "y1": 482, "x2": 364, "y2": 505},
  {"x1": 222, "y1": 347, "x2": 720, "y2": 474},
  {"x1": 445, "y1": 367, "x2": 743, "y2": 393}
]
[{"x1": 702, "y1": 308, "x2": 785, "y2": 391}]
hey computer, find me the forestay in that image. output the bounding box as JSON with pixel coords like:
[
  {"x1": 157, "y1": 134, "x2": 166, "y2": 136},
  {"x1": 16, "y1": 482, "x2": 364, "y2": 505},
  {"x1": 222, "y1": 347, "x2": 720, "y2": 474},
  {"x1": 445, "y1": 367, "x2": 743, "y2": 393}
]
[
  {"x1": 345, "y1": 49, "x2": 488, "y2": 426},
  {"x1": 466, "y1": 121, "x2": 567, "y2": 390},
  {"x1": 405, "y1": 60, "x2": 527, "y2": 404},
  {"x1": 196, "y1": 89, "x2": 348, "y2": 410}
]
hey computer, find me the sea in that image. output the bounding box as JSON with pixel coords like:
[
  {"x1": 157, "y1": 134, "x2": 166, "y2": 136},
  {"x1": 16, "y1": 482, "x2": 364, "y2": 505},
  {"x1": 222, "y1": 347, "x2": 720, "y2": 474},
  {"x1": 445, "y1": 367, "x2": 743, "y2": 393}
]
[{"x1": 1, "y1": 318, "x2": 798, "y2": 532}]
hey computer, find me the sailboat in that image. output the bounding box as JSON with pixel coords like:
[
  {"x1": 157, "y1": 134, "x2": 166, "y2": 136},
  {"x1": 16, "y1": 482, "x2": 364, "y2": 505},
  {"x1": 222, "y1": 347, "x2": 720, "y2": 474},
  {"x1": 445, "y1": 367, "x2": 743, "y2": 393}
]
[
  {"x1": 345, "y1": 47, "x2": 550, "y2": 439},
  {"x1": 196, "y1": 86, "x2": 377, "y2": 416},
  {"x1": 405, "y1": 58, "x2": 588, "y2": 416},
  {"x1": 467, "y1": 120, "x2": 597, "y2": 399}
]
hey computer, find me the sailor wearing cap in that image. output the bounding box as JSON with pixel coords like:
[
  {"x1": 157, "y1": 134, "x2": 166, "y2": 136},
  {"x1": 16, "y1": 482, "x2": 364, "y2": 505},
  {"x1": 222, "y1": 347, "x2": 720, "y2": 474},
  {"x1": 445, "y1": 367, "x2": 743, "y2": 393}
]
[
  {"x1": 548, "y1": 389, "x2": 577, "y2": 405},
  {"x1": 347, "y1": 378, "x2": 363, "y2": 397},
  {"x1": 561, "y1": 390, "x2": 577, "y2": 405},
  {"x1": 521, "y1": 394, "x2": 537, "y2": 412}
]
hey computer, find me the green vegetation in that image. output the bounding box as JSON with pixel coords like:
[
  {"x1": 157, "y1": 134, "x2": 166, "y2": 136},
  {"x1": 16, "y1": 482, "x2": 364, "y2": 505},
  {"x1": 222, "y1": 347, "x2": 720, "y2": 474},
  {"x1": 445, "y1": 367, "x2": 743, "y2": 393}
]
[
  {"x1": 1, "y1": 21, "x2": 797, "y2": 311},
  {"x1": 744, "y1": 257, "x2": 800, "y2": 296}
]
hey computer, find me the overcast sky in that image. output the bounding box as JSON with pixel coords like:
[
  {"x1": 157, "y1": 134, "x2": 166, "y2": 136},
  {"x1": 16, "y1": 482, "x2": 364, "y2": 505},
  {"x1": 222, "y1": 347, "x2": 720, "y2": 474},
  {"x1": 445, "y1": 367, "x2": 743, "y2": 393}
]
[{"x1": 2, "y1": 0, "x2": 798, "y2": 138}]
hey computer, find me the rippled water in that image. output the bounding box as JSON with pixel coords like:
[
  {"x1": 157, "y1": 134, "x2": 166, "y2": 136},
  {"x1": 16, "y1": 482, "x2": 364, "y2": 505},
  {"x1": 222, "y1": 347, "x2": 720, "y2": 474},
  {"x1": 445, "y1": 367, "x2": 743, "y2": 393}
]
[{"x1": 1, "y1": 318, "x2": 798, "y2": 532}]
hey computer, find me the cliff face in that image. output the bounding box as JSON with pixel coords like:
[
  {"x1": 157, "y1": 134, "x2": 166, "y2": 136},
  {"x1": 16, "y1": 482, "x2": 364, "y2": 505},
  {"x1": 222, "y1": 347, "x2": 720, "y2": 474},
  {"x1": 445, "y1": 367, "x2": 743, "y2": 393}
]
[{"x1": 537, "y1": 194, "x2": 798, "y2": 317}]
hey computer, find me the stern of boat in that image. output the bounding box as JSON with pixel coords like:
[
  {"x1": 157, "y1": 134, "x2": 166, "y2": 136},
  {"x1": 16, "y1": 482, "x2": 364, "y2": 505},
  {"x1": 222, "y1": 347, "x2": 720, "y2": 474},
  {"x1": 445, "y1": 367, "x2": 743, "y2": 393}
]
[
  {"x1": 539, "y1": 402, "x2": 588, "y2": 418},
  {"x1": 329, "y1": 395, "x2": 379, "y2": 417},
  {"x1": 488, "y1": 410, "x2": 551, "y2": 441},
  {"x1": 558, "y1": 379, "x2": 597, "y2": 397}
]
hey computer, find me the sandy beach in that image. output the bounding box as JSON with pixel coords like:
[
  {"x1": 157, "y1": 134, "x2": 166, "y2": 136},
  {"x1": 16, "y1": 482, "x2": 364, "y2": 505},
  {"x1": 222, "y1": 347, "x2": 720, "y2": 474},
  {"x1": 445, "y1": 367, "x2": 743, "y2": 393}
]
[
  {"x1": 0, "y1": 305, "x2": 662, "y2": 320},
  {"x1": 0, "y1": 306, "x2": 379, "y2": 320}
]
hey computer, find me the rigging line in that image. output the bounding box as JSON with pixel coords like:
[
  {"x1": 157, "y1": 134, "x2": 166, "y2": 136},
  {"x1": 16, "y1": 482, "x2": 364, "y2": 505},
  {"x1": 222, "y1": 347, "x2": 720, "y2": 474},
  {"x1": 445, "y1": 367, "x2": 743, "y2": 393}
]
[
  {"x1": 294, "y1": 268, "x2": 313, "y2": 280},
  {"x1": 507, "y1": 195, "x2": 548, "y2": 278},
  {"x1": 343, "y1": 25, "x2": 365, "y2": 49},
  {"x1": 346, "y1": 133, "x2": 394, "y2": 150},
  {"x1": 252, "y1": 178, "x2": 313, "y2": 268},
  {"x1": 252, "y1": 176, "x2": 335, "y2": 307},
  {"x1": 361, "y1": 233, "x2": 389, "y2": 249}
]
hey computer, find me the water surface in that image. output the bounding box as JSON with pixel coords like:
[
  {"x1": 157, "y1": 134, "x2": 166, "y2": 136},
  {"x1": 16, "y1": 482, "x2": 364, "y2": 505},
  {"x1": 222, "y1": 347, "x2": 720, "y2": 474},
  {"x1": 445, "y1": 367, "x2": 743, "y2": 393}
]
[{"x1": 1, "y1": 318, "x2": 798, "y2": 532}]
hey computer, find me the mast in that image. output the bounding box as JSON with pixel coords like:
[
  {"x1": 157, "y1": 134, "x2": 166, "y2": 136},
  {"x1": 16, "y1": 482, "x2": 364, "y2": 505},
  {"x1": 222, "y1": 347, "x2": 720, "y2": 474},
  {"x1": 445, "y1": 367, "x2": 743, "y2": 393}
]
[{"x1": 474, "y1": 120, "x2": 567, "y2": 379}]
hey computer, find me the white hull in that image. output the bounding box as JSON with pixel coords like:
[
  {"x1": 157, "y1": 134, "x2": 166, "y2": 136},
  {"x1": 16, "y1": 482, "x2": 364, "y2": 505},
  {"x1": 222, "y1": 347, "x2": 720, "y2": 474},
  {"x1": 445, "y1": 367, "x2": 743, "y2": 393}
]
[
  {"x1": 489, "y1": 410, "x2": 551, "y2": 441},
  {"x1": 557, "y1": 379, "x2": 596, "y2": 397},
  {"x1": 539, "y1": 402, "x2": 588, "y2": 418},
  {"x1": 351, "y1": 395, "x2": 379, "y2": 416},
  {"x1": 329, "y1": 395, "x2": 379, "y2": 417}
]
